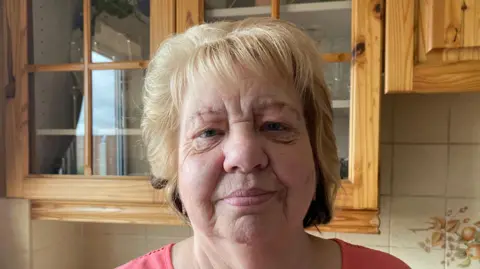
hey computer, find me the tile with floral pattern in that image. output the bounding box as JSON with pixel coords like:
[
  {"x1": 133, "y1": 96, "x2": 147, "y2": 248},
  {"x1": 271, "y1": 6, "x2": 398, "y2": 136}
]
[{"x1": 410, "y1": 206, "x2": 480, "y2": 268}]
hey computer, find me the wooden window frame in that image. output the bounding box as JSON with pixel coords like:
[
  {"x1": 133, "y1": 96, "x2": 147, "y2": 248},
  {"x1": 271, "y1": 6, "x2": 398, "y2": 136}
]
[{"x1": 6, "y1": 0, "x2": 175, "y2": 192}]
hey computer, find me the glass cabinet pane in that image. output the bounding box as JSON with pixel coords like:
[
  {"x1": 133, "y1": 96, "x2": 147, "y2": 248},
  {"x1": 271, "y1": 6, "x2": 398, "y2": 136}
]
[
  {"x1": 29, "y1": 0, "x2": 84, "y2": 64},
  {"x1": 30, "y1": 71, "x2": 85, "y2": 174},
  {"x1": 91, "y1": 0, "x2": 150, "y2": 62},
  {"x1": 205, "y1": 0, "x2": 271, "y2": 22},
  {"x1": 280, "y1": 0, "x2": 352, "y2": 179},
  {"x1": 92, "y1": 68, "x2": 148, "y2": 176}
]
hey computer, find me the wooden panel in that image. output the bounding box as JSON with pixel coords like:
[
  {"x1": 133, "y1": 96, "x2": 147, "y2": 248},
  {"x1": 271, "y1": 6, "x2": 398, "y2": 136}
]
[
  {"x1": 31, "y1": 200, "x2": 181, "y2": 225},
  {"x1": 385, "y1": 0, "x2": 414, "y2": 93},
  {"x1": 83, "y1": 0, "x2": 92, "y2": 176},
  {"x1": 464, "y1": 0, "x2": 480, "y2": 47},
  {"x1": 413, "y1": 61, "x2": 480, "y2": 92},
  {"x1": 271, "y1": 0, "x2": 280, "y2": 19},
  {"x1": 348, "y1": 0, "x2": 382, "y2": 209},
  {"x1": 150, "y1": 0, "x2": 175, "y2": 57},
  {"x1": 0, "y1": 0, "x2": 6, "y2": 197},
  {"x1": 89, "y1": 61, "x2": 149, "y2": 70},
  {"x1": 176, "y1": 0, "x2": 204, "y2": 33},
  {"x1": 23, "y1": 176, "x2": 160, "y2": 203},
  {"x1": 321, "y1": 53, "x2": 352, "y2": 63},
  {"x1": 30, "y1": 200, "x2": 378, "y2": 234},
  {"x1": 5, "y1": 0, "x2": 28, "y2": 197},
  {"x1": 427, "y1": 0, "x2": 480, "y2": 49},
  {"x1": 387, "y1": 0, "x2": 480, "y2": 93},
  {"x1": 333, "y1": 182, "x2": 354, "y2": 208},
  {"x1": 27, "y1": 63, "x2": 84, "y2": 72}
]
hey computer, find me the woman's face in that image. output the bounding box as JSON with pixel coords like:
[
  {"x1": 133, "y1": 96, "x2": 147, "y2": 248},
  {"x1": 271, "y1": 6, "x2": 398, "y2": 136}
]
[{"x1": 177, "y1": 70, "x2": 316, "y2": 244}]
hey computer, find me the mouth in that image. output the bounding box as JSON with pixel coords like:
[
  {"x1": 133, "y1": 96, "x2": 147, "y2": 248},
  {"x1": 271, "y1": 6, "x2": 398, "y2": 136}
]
[{"x1": 221, "y1": 188, "x2": 276, "y2": 207}]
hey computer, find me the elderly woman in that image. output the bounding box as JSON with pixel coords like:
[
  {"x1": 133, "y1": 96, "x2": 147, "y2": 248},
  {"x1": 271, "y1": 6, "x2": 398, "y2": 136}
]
[{"x1": 119, "y1": 17, "x2": 408, "y2": 269}]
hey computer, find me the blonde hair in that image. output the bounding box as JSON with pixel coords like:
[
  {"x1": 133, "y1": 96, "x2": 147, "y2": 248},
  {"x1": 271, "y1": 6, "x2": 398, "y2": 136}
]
[{"x1": 142, "y1": 17, "x2": 340, "y2": 226}]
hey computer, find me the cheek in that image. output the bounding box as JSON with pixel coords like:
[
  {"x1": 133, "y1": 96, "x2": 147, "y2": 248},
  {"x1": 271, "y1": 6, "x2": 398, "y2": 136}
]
[
  {"x1": 177, "y1": 149, "x2": 224, "y2": 209},
  {"x1": 268, "y1": 137, "x2": 315, "y2": 186}
]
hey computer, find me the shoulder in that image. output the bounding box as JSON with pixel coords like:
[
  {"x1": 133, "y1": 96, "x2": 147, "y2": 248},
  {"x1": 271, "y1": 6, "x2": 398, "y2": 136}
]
[
  {"x1": 115, "y1": 244, "x2": 174, "y2": 269},
  {"x1": 332, "y1": 239, "x2": 410, "y2": 269}
]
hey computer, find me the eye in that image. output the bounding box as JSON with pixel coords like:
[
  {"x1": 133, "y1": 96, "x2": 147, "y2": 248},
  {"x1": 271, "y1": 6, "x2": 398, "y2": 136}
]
[
  {"x1": 261, "y1": 122, "x2": 287, "y2": 132},
  {"x1": 199, "y1": 128, "x2": 220, "y2": 138}
]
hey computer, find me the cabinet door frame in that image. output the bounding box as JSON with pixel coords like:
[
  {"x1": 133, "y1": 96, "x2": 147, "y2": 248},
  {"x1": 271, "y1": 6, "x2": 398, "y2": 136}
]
[
  {"x1": 5, "y1": 0, "x2": 174, "y2": 196},
  {"x1": 385, "y1": 0, "x2": 480, "y2": 93},
  {"x1": 177, "y1": 0, "x2": 383, "y2": 233}
]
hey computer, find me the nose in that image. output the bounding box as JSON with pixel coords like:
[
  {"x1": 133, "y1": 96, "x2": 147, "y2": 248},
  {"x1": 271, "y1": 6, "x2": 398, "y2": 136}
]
[{"x1": 223, "y1": 124, "x2": 268, "y2": 173}]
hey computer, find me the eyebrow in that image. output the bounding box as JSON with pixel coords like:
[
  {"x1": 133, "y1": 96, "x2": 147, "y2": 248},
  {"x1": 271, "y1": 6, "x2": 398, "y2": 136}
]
[
  {"x1": 254, "y1": 99, "x2": 301, "y2": 120},
  {"x1": 188, "y1": 107, "x2": 226, "y2": 123}
]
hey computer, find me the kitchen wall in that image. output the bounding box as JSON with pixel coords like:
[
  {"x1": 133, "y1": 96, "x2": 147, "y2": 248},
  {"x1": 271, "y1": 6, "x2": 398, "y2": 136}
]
[
  {"x1": 0, "y1": 199, "x2": 31, "y2": 269},
  {"x1": 3, "y1": 92, "x2": 480, "y2": 269}
]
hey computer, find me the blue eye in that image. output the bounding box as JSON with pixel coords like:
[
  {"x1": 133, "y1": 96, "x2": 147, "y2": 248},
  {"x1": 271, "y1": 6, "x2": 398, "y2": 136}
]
[
  {"x1": 262, "y1": 122, "x2": 286, "y2": 131},
  {"x1": 200, "y1": 129, "x2": 218, "y2": 138}
]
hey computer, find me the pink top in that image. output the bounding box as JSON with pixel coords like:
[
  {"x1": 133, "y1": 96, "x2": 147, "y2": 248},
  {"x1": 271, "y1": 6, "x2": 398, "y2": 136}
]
[{"x1": 116, "y1": 239, "x2": 410, "y2": 269}]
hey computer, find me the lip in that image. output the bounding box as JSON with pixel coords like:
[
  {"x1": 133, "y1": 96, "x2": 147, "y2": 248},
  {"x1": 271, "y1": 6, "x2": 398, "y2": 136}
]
[{"x1": 222, "y1": 188, "x2": 276, "y2": 207}]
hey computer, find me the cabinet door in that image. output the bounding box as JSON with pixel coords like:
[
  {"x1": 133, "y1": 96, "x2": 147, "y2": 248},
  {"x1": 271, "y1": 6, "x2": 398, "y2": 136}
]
[
  {"x1": 6, "y1": 0, "x2": 174, "y2": 200},
  {"x1": 386, "y1": 0, "x2": 480, "y2": 93},
  {"x1": 176, "y1": 0, "x2": 383, "y2": 233}
]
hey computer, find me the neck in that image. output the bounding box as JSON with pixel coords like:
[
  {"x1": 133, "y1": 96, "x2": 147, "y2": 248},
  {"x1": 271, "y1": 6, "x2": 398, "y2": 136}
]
[{"x1": 192, "y1": 227, "x2": 318, "y2": 269}]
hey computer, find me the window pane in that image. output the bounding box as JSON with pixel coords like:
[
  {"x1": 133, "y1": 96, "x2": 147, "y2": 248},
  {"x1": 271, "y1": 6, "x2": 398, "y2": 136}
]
[
  {"x1": 279, "y1": 0, "x2": 352, "y2": 179},
  {"x1": 29, "y1": 0, "x2": 84, "y2": 64},
  {"x1": 91, "y1": 66, "x2": 148, "y2": 176},
  {"x1": 30, "y1": 71, "x2": 85, "y2": 174},
  {"x1": 205, "y1": 0, "x2": 271, "y2": 23},
  {"x1": 91, "y1": 0, "x2": 150, "y2": 62}
]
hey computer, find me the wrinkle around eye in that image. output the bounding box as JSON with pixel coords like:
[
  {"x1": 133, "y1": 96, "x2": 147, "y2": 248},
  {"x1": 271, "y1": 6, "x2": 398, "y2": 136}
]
[{"x1": 191, "y1": 132, "x2": 223, "y2": 153}]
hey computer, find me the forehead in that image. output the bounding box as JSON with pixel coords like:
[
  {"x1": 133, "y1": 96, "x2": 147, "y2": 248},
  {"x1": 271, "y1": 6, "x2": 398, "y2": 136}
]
[{"x1": 183, "y1": 66, "x2": 301, "y2": 109}]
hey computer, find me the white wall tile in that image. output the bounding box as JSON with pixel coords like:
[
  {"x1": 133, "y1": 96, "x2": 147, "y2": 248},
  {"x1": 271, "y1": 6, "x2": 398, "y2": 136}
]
[
  {"x1": 83, "y1": 222, "x2": 147, "y2": 236},
  {"x1": 336, "y1": 196, "x2": 390, "y2": 247},
  {"x1": 305, "y1": 230, "x2": 336, "y2": 239},
  {"x1": 0, "y1": 250, "x2": 29, "y2": 269},
  {"x1": 394, "y1": 94, "x2": 451, "y2": 143},
  {"x1": 83, "y1": 235, "x2": 148, "y2": 269},
  {"x1": 447, "y1": 145, "x2": 480, "y2": 198},
  {"x1": 146, "y1": 236, "x2": 185, "y2": 252},
  {"x1": 390, "y1": 197, "x2": 446, "y2": 249},
  {"x1": 32, "y1": 220, "x2": 82, "y2": 251},
  {"x1": 393, "y1": 145, "x2": 448, "y2": 196},
  {"x1": 390, "y1": 247, "x2": 445, "y2": 269},
  {"x1": 450, "y1": 93, "x2": 480, "y2": 143},
  {"x1": 0, "y1": 199, "x2": 31, "y2": 269},
  {"x1": 146, "y1": 224, "x2": 193, "y2": 238},
  {"x1": 380, "y1": 145, "x2": 393, "y2": 195},
  {"x1": 368, "y1": 246, "x2": 390, "y2": 254},
  {"x1": 33, "y1": 241, "x2": 83, "y2": 269}
]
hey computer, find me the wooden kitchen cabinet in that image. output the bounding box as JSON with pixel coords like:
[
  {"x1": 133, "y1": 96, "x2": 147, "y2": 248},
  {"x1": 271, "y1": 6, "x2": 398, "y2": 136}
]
[
  {"x1": 4, "y1": 0, "x2": 178, "y2": 223},
  {"x1": 385, "y1": 0, "x2": 480, "y2": 93},
  {"x1": 4, "y1": 0, "x2": 382, "y2": 234}
]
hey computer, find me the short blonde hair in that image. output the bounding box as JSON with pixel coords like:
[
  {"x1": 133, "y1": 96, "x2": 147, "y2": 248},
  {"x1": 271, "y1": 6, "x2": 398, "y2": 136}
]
[{"x1": 142, "y1": 17, "x2": 340, "y2": 226}]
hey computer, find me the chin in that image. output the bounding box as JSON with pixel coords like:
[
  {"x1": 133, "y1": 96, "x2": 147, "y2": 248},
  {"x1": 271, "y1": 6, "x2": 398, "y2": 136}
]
[{"x1": 226, "y1": 214, "x2": 278, "y2": 245}]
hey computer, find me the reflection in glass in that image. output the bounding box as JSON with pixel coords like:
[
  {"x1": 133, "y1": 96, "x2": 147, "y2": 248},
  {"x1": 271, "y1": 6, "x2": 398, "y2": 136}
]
[
  {"x1": 205, "y1": 0, "x2": 271, "y2": 9},
  {"x1": 333, "y1": 108, "x2": 350, "y2": 179},
  {"x1": 29, "y1": 0, "x2": 84, "y2": 64},
  {"x1": 91, "y1": 54, "x2": 148, "y2": 175},
  {"x1": 91, "y1": 0, "x2": 150, "y2": 62},
  {"x1": 205, "y1": 0, "x2": 271, "y2": 23},
  {"x1": 30, "y1": 71, "x2": 84, "y2": 174}
]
